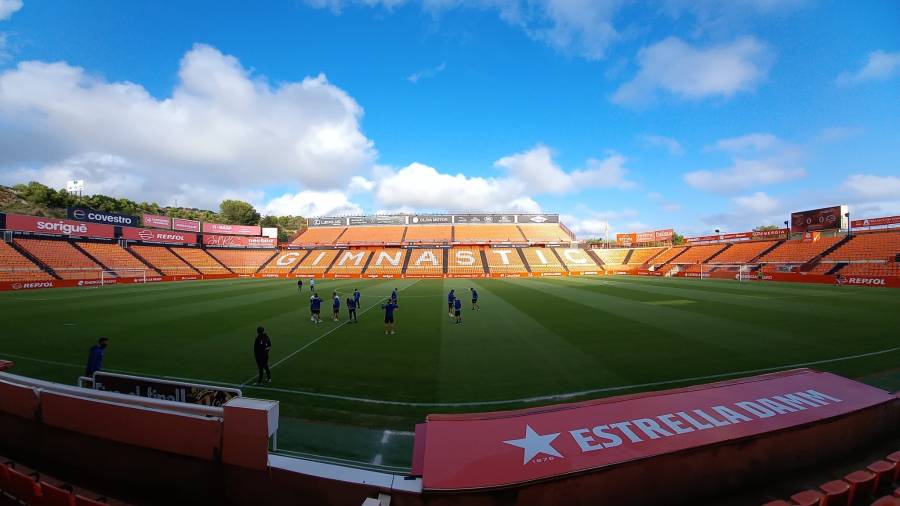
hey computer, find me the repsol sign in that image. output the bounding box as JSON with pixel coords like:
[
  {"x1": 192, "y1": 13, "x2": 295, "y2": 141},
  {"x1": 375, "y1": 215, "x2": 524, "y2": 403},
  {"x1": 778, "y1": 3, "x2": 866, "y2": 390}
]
[
  {"x1": 67, "y1": 207, "x2": 139, "y2": 227},
  {"x1": 847, "y1": 277, "x2": 887, "y2": 286}
]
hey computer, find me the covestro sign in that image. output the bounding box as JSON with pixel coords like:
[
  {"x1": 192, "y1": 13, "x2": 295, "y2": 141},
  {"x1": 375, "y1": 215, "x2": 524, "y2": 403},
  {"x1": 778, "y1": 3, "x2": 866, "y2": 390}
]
[
  {"x1": 416, "y1": 370, "x2": 894, "y2": 490},
  {"x1": 67, "y1": 207, "x2": 139, "y2": 227}
]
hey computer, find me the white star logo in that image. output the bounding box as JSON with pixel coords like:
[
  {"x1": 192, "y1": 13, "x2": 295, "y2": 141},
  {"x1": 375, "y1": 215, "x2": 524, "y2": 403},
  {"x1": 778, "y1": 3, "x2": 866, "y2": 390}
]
[{"x1": 502, "y1": 425, "x2": 564, "y2": 465}]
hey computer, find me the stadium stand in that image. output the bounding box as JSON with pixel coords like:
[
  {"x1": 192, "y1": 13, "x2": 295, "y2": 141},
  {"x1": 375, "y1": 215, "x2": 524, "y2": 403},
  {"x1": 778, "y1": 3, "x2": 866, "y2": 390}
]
[
  {"x1": 0, "y1": 241, "x2": 51, "y2": 281},
  {"x1": 338, "y1": 226, "x2": 405, "y2": 244},
  {"x1": 649, "y1": 246, "x2": 688, "y2": 266},
  {"x1": 0, "y1": 457, "x2": 125, "y2": 506},
  {"x1": 328, "y1": 249, "x2": 373, "y2": 275},
  {"x1": 453, "y1": 225, "x2": 525, "y2": 243},
  {"x1": 170, "y1": 247, "x2": 230, "y2": 274},
  {"x1": 15, "y1": 238, "x2": 102, "y2": 279},
  {"x1": 594, "y1": 248, "x2": 631, "y2": 273},
  {"x1": 78, "y1": 241, "x2": 150, "y2": 278},
  {"x1": 627, "y1": 247, "x2": 666, "y2": 266},
  {"x1": 521, "y1": 247, "x2": 565, "y2": 272},
  {"x1": 448, "y1": 247, "x2": 485, "y2": 275},
  {"x1": 758, "y1": 236, "x2": 843, "y2": 270},
  {"x1": 553, "y1": 247, "x2": 601, "y2": 272},
  {"x1": 707, "y1": 240, "x2": 778, "y2": 265},
  {"x1": 130, "y1": 245, "x2": 197, "y2": 275},
  {"x1": 294, "y1": 249, "x2": 340, "y2": 276},
  {"x1": 483, "y1": 247, "x2": 527, "y2": 274},
  {"x1": 518, "y1": 224, "x2": 570, "y2": 243},
  {"x1": 672, "y1": 243, "x2": 727, "y2": 264},
  {"x1": 823, "y1": 231, "x2": 900, "y2": 262},
  {"x1": 291, "y1": 227, "x2": 346, "y2": 246},
  {"x1": 256, "y1": 250, "x2": 307, "y2": 275},
  {"x1": 207, "y1": 248, "x2": 277, "y2": 274},
  {"x1": 405, "y1": 248, "x2": 443, "y2": 275},
  {"x1": 404, "y1": 225, "x2": 452, "y2": 244},
  {"x1": 366, "y1": 248, "x2": 407, "y2": 275}
]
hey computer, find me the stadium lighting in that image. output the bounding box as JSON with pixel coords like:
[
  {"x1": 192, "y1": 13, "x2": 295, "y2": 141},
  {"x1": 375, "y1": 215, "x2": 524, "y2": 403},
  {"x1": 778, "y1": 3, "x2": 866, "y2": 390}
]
[{"x1": 845, "y1": 212, "x2": 851, "y2": 236}]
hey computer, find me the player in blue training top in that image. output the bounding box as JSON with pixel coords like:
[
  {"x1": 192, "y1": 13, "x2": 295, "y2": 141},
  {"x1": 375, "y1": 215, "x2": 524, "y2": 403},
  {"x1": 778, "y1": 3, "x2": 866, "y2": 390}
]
[
  {"x1": 391, "y1": 288, "x2": 398, "y2": 307},
  {"x1": 353, "y1": 288, "x2": 361, "y2": 307},
  {"x1": 381, "y1": 298, "x2": 398, "y2": 335},
  {"x1": 453, "y1": 297, "x2": 463, "y2": 324},
  {"x1": 346, "y1": 293, "x2": 358, "y2": 323},
  {"x1": 470, "y1": 287, "x2": 480, "y2": 311},
  {"x1": 310, "y1": 293, "x2": 322, "y2": 324},
  {"x1": 332, "y1": 291, "x2": 341, "y2": 322},
  {"x1": 447, "y1": 289, "x2": 455, "y2": 317}
]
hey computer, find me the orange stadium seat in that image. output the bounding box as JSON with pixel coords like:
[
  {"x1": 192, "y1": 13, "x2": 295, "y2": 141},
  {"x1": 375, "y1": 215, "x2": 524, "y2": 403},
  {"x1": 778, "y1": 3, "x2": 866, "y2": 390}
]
[
  {"x1": 453, "y1": 224, "x2": 525, "y2": 243},
  {"x1": 521, "y1": 247, "x2": 564, "y2": 272},
  {"x1": 78, "y1": 241, "x2": 149, "y2": 278},
  {"x1": 207, "y1": 248, "x2": 277, "y2": 274},
  {"x1": 483, "y1": 247, "x2": 527, "y2": 274},
  {"x1": 130, "y1": 245, "x2": 196, "y2": 275},
  {"x1": 593, "y1": 248, "x2": 631, "y2": 273},
  {"x1": 672, "y1": 244, "x2": 727, "y2": 264},
  {"x1": 0, "y1": 241, "x2": 51, "y2": 281},
  {"x1": 15, "y1": 238, "x2": 102, "y2": 279},
  {"x1": 257, "y1": 250, "x2": 307, "y2": 275},
  {"x1": 707, "y1": 240, "x2": 777, "y2": 265},
  {"x1": 405, "y1": 225, "x2": 452, "y2": 244},
  {"x1": 553, "y1": 248, "x2": 600, "y2": 273},
  {"x1": 405, "y1": 248, "x2": 443, "y2": 275},
  {"x1": 838, "y1": 262, "x2": 900, "y2": 277},
  {"x1": 291, "y1": 227, "x2": 346, "y2": 246},
  {"x1": 649, "y1": 246, "x2": 687, "y2": 266},
  {"x1": 365, "y1": 248, "x2": 407, "y2": 275},
  {"x1": 294, "y1": 249, "x2": 340, "y2": 276},
  {"x1": 328, "y1": 249, "x2": 373, "y2": 274},
  {"x1": 518, "y1": 224, "x2": 570, "y2": 242},
  {"x1": 758, "y1": 236, "x2": 842, "y2": 265},
  {"x1": 170, "y1": 247, "x2": 229, "y2": 274},
  {"x1": 627, "y1": 247, "x2": 666, "y2": 265},
  {"x1": 825, "y1": 231, "x2": 900, "y2": 262},
  {"x1": 448, "y1": 247, "x2": 485, "y2": 275},
  {"x1": 338, "y1": 226, "x2": 405, "y2": 244}
]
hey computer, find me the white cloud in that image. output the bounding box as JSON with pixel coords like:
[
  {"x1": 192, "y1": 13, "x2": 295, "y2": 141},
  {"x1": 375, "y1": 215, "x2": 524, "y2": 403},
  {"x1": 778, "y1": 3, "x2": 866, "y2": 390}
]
[
  {"x1": 686, "y1": 133, "x2": 804, "y2": 193},
  {"x1": 707, "y1": 132, "x2": 780, "y2": 153},
  {"x1": 733, "y1": 191, "x2": 778, "y2": 214},
  {"x1": 842, "y1": 174, "x2": 900, "y2": 200},
  {"x1": 837, "y1": 50, "x2": 900, "y2": 85},
  {"x1": 0, "y1": 44, "x2": 376, "y2": 208},
  {"x1": 494, "y1": 144, "x2": 634, "y2": 194},
  {"x1": 612, "y1": 36, "x2": 773, "y2": 106},
  {"x1": 815, "y1": 126, "x2": 863, "y2": 143},
  {"x1": 646, "y1": 191, "x2": 682, "y2": 212},
  {"x1": 262, "y1": 190, "x2": 364, "y2": 217},
  {"x1": 348, "y1": 175, "x2": 375, "y2": 193},
  {"x1": 560, "y1": 214, "x2": 608, "y2": 238},
  {"x1": 640, "y1": 134, "x2": 684, "y2": 156},
  {"x1": 407, "y1": 62, "x2": 446, "y2": 83},
  {"x1": 0, "y1": 0, "x2": 22, "y2": 21}
]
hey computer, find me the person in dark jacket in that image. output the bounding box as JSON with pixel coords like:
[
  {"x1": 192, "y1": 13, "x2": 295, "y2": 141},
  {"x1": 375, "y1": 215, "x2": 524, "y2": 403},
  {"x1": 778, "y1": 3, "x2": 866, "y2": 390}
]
[
  {"x1": 254, "y1": 327, "x2": 272, "y2": 385},
  {"x1": 346, "y1": 295, "x2": 358, "y2": 323},
  {"x1": 85, "y1": 337, "x2": 108, "y2": 376}
]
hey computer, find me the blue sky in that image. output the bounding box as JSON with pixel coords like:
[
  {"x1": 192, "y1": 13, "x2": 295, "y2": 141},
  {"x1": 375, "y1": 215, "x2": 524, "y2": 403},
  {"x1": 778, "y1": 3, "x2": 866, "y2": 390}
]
[{"x1": 0, "y1": 0, "x2": 898, "y2": 237}]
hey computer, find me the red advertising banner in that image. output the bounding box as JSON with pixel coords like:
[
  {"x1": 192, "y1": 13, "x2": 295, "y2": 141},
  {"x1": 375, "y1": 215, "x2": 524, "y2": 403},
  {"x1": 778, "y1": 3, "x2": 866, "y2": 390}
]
[
  {"x1": 122, "y1": 227, "x2": 197, "y2": 244},
  {"x1": 202, "y1": 234, "x2": 276, "y2": 248},
  {"x1": 619, "y1": 229, "x2": 673, "y2": 245},
  {"x1": 5, "y1": 214, "x2": 114, "y2": 239},
  {"x1": 172, "y1": 218, "x2": 201, "y2": 233},
  {"x1": 686, "y1": 228, "x2": 788, "y2": 243},
  {"x1": 415, "y1": 369, "x2": 893, "y2": 490},
  {"x1": 142, "y1": 214, "x2": 172, "y2": 229},
  {"x1": 636, "y1": 231, "x2": 655, "y2": 243},
  {"x1": 851, "y1": 215, "x2": 900, "y2": 228},
  {"x1": 752, "y1": 228, "x2": 789, "y2": 239},
  {"x1": 201, "y1": 222, "x2": 261, "y2": 236},
  {"x1": 615, "y1": 233, "x2": 636, "y2": 246}
]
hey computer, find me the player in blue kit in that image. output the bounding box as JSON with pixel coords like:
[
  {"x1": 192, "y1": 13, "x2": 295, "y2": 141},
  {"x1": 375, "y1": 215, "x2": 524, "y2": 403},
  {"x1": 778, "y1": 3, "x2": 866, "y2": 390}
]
[
  {"x1": 470, "y1": 287, "x2": 480, "y2": 311},
  {"x1": 332, "y1": 292, "x2": 341, "y2": 321},
  {"x1": 454, "y1": 297, "x2": 463, "y2": 324},
  {"x1": 346, "y1": 294, "x2": 358, "y2": 323},
  {"x1": 354, "y1": 288, "x2": 361, "y2": 307},
  {"x1": 447, "y1": 289, "x2": 455, "y2": 317},
  {"x1": 381, "y1": 298, "x2": 398, "y2": 335},
  {"x1": 391, "y1": 288, "x2": 398, "y2": 307},
  {"x1": 310, "y1": 293, "x2": 322, "y2": 324}
]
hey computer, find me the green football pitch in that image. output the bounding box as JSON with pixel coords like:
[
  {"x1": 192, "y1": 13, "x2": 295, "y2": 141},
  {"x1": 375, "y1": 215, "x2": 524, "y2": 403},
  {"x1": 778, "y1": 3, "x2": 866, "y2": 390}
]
[{"x1": 1, "y1": 276, "x2": 898, "y2": 471}]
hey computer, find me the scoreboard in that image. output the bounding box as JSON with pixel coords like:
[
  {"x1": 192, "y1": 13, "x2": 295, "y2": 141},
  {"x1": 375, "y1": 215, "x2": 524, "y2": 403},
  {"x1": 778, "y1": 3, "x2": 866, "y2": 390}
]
[{"x1": 790, "y1": 205, "x2": 847, "y2": 233}]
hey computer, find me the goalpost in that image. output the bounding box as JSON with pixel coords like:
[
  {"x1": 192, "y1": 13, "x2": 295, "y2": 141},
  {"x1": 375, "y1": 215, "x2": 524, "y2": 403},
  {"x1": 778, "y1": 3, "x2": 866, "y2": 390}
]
[
  {"x1": 700, "y1": 264, "x2": 753, "y2": 282},
  {"x1": 99, "y1": 269, "x2": 148, "y2": 285}
]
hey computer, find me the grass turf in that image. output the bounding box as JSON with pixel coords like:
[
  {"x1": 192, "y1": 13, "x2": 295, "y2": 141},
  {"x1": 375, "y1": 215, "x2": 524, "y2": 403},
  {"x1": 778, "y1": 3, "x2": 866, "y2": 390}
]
[{"x1": 1, "y1": 276, "x2": 898, "y2": 469}]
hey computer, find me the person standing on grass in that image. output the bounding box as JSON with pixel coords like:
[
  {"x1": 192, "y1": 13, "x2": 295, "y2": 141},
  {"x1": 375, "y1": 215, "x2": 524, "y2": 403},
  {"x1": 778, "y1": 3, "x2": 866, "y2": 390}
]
[
  {"x1": 297, "y1": 278, "x2": 303, "y2": 292},
  {"x1": 454, "y1": 297, "x2": 463, "y2": 324},
  {"x1": 470, "y1": 287, "x2": 480, "y2": 311},
  {"x1": 391, "y1": 287, "x2": 399, "y2": 307},
  {"x1": 253, "y1": 327, "x2": 272, "y2": 385},
  {"x1": 354, "y1": 288, "x2": 361, "y2": 307},
  {"x1": 381, "y1": 298, "x2": 398, "y2": 335},
  {"x1": 85, "y1": 337, "x2": 108, "y2": 377},
  {"x1": 332, "y1": 291, "x2": 341, "y2": 322},
  {"x1": 447, "y1": 289, "x2": 455, "y2": 317},
  {"x1": 310, "y1": 277, "x2": 316, "y2": 292},
  {"x1": 346, "y1": 294, "x2": 358, "y2": 323},
  {"x1": 310, "y1": 293, "x2": 322, "y2": 323}
]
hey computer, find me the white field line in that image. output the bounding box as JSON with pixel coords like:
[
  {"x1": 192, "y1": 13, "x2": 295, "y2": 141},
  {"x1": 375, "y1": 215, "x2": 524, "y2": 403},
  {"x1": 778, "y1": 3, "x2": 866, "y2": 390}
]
[
  {"x1": 239, "y1": 279, "x2": 421, "y2": 386},
  {"x1": 3, "y1": 345, "x2": 897, "y2": 408}
]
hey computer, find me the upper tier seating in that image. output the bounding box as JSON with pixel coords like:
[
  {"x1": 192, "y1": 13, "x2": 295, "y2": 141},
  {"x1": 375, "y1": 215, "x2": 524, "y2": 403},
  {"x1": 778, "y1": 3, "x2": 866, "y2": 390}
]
[
  {"x1": 130, "y1": 245, "x2": 196, "y2": 275},
  {"x1": 673, "y1": 244, "x2": 728, "y2": 264},
  {"x1": 366, "y1": 248, "x2": 407, "y2": 274},
  {"x1": 823, "y1": 232, "x2": 900, "y2": 262},
  {"x1": 521, "y1": 247, "x2": 564, "y2": 272},
  {"x1": 15, "y1": 238, "x2": 101, "y2": 279},
  {"x1": 294, "y1": 249, "x2": 340, "y2": 275},
  {"x1": 448, "y1": 247, "x2": 485, "y2": 275},
  {"x1": 328, "y1": 249, "x2": 373, "y2": 274},
  {"x1": 484, "y1": 247, "x2": 527, "y2": 274},
  {"x1": 338, "y1": 226, "x2": 405, "y2": 244},
  {"x1": 171, "y1": 247, "x2": 230, "y2": 274},
  {"x1": 758, "y1": 236, "x2": 842, "y2": 264},
  {"x1": 78, "y1": 242, "x2": 148, "y2": 277},
  {"x1": 0, "y1": 241, "x2": 51, "y2": 281},
  {"x1": 594, "y1": 248, "x2": 631, "y2": 272},
  {"x1": 837, "y1": 262, "x2": 900, "y2": 277},
  {"x1": 708, "y1": 240, "x2": 777, "y2": 264},
  {"x1": 404, "y1": 225, "x2": 452, "y2": 244},
  {"x1": 627, "y1": 247, "x2": 666, "y2": 265},
  {"x1": 257, "y1": 250, "x2": 307, "y2": 275},
  {"x1": 291, "y1": 227, "x2": 346, "y2": 246},
  {"x1": 207, "y1": 249, "x2": 277, "y2": 274},
  {"x1": 518, "y1": 224, "x2": 570, "y2": 242},
  {"x1": 649, "y1": 246, "x2": 687, "y2": 266},
  {"x1": 553, "y1": 248, "x2": 600, "y2": 272},
  {"x1": 405, "y1": 248, "x2": 443, "y2": 275},
  {"x1": 453, "y1": 225, "x2": 525, "y2": 243}
]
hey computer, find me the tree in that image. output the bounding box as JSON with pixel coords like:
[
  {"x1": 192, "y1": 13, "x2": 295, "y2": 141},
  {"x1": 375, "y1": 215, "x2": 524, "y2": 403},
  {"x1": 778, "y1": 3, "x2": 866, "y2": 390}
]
[
  {"x1": 219, "y1": 200, "x2": 260, "y2": 225},
  {"x1": 753, "y1": 225, "x2": 781, "y2": 231},
  {"x1": 672, "y1": 232, "x2": 685, "y2": 245}
]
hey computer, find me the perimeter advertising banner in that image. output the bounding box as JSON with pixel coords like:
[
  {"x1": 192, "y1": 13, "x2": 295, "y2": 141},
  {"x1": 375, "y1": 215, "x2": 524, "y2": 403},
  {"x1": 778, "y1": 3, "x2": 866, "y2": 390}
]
[
  {"x1": 172, "y1": 218, "x2": 201, "y2": 232},
  {"x1": 454, "y1": 214, "x2": 515, "y2": 224},
  {"x1": 617, "y1": 229, "x2": 673, "y2": 246},
  {"x1": 851, "y1": 215, "x2": 900, "y2": 228},
  {"x1": 92, "y1": 371, "x2": 241, "y2": 407},
  {"x1": 6, "y1": 213, "x2": 114, "y2": 239},
  {"x1": 203, "y1": 233, "x2": 277, "y2": 248},
  {"x1": 347, "y1": 215, "x2": 408, "y2": 226},
  {"x1": 410, "y1": 215, "x2": 453, "y2": 225},
  {"x1": 791, "y1": 205, "x2": 847, "y2": 233},
  {"x1": 67, "y1": 207, "x2": 139, "y2": 227},
  {"x1": 122, "y1": 227, "x2": 197, "y2": 244},
  {"x1": 202, "y1": 222, "x2": 262, "y2": 236},
  {"x1": 308, "y1": 217, "x2": 345, "y2": 227},
  {"x1": 516, "y1": 214, "x2": 559, "y2": 224},
  {"x1": 415, "y1": 370, "x2": 894, "y2": 490},
  {"x1": 616, "y1": 233, "x2": 637, "y2": 246},
  {"x1": 142, "y1": 214, "x2": 172, "y2": 229}
]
